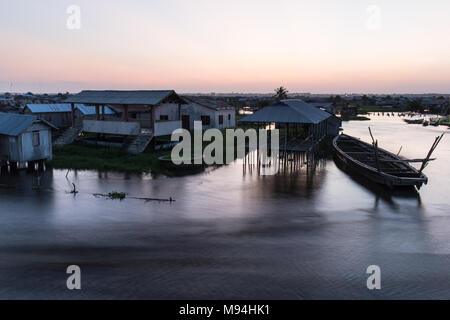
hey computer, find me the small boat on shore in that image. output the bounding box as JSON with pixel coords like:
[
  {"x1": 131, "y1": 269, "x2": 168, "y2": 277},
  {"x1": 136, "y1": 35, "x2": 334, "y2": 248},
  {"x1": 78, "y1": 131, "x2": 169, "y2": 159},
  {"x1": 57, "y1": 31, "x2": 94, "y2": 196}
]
[
  {"x1": 430, "y1": 119, "x2": 440, "y2": 126},
  {"x1": 333, "y1": 133, "x2": 443, "y2": 189},
  {"x1": 423, "y1": 120, "x2": 430, "y2": 127},
  {"x1": 404, "y1": 118, "x2": 424, "y2": 124}
]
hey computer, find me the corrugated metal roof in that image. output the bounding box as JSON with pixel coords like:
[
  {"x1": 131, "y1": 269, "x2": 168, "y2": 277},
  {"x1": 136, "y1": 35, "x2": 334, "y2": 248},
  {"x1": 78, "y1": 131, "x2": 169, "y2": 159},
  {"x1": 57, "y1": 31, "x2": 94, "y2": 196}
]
[
  {"x1": 26, "y1": 104, "x2": 73, "y2": 113},
  {"x1": 65, "y1": 90, "x2": 183, "y2": 105},
  {"x1": 76, "y1": 105, "x2": 116, "y2": 115},
  {"x1": 239, "y1": 100, "x2": 331, "y2": 124},
  {"x1": 309, "y1": 102, "x2": 335, "y2": 114},
  {"x1": 182, "y1": 96, "x2": 234, "y2": 111},
  {"x1": 0, "y1": 112, "x2": 38, "y2": 136},
  {"x1": 25, "y1": 103, "x2": 117, "y2": 115}
]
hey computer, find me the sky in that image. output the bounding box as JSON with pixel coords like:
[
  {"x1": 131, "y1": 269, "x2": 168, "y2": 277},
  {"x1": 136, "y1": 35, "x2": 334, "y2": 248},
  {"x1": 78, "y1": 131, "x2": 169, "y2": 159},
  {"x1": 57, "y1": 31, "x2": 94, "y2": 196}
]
[{"x1": 0, "y1": 0, "x2": 449, "y2": 94}]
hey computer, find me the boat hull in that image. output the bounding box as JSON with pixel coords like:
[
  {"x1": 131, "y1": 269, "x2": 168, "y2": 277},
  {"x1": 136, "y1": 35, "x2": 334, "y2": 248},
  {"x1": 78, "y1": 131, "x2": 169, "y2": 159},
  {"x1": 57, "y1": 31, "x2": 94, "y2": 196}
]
[{"x1": 333, "y1": 135, "x2": 428, "y2": 189}]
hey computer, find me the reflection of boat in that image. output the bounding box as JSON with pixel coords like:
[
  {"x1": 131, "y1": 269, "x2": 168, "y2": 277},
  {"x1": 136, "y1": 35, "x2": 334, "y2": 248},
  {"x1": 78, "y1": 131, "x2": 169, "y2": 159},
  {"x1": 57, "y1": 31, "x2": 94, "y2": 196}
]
[
  {"x1": 404, "y1": 118, "x2": 424, "y2": 124},
  {"x1": 333, "y1": 134, "x2": 428, "y2": 189},
  {"x1": 333, "y1": 155, "x2": 422, "y2": 207}
]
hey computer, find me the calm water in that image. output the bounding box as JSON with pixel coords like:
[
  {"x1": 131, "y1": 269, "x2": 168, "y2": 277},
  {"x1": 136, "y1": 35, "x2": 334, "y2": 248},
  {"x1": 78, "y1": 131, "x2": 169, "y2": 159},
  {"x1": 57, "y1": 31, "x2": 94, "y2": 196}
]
[{"x1": 0, "y1": 116, "x2": 449, "y2": 299}]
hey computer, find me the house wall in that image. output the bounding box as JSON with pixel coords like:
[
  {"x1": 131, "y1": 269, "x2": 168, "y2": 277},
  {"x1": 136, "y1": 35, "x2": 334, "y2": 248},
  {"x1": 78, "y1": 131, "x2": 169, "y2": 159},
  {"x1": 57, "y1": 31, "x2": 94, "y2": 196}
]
[
  {"x1": 154, "y1": 103, "x2": 180, "y2": 121},
  {"x1": 182, "y1": 104, "x2": 216, "y2": 130},
  {"x1": 83, "y1": 120, "x2": 141, "y2": 136},
  {"x1": 181, "y1": 104, "x2": 236, "y2": 130},
  {"x1": 154, "y1": 120, "x2": 182, "y2": 136},
  {"x1": 112, "y1": 103, "x2": 180, "y2": 129},
  {"x1": 18, "y1": 123, "x2": 53, "y2": 162},
  {"x1": 74, "y1": 110, "x2": 118, "y2": 126},
  {"x1": 214, "y1": 109, "x2": 236, "y2": 129},
  {"x1": 0, "y1": 135, "x2": 19, "y2": 162}
]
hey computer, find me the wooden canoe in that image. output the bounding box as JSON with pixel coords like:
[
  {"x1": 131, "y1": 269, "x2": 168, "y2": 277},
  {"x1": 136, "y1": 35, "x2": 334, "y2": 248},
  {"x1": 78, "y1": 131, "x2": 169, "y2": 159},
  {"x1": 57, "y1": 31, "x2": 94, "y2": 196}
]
[
  {"x1": 404, "y1": 118, "x2": 424, "y2": 124},
  {"x1": 333, "y1": 134, "x2": 428, "y2": 189}
]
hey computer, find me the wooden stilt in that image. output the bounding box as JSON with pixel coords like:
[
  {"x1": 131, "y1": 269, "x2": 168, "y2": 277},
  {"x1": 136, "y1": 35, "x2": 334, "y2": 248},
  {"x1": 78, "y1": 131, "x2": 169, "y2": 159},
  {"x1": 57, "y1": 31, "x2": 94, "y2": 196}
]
[
  {"x1": 27, "y1": 161, "x2": 36, "y2": 172},
  {"x1": 37, "y1": 160, "x2": 45, "y2": 171}
]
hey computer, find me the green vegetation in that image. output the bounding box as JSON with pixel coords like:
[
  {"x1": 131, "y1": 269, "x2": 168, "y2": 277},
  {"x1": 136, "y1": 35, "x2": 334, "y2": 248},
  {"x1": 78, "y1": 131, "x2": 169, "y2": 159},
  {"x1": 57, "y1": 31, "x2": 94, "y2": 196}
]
[
  {"x1": 440, "y1": 116, "x2": 450, "y2": 126},
  {"x1": 360, "y1": 106, "x2": 401, "y2": 113},
  {"x1": 50, "y1": 144, "x2": 172, "y2": 175},
  {"x1": 430, "y1": 116, "x2": 450, "y2": 126},
  {"x1": 107, "y1": 192, "x2": 127, "y2": 200}
]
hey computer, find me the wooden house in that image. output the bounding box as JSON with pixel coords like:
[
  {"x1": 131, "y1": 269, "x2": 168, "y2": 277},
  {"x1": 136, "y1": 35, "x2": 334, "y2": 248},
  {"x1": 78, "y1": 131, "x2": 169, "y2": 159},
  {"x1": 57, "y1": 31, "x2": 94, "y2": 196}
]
[
  {"x1": 0, "y1": 112, "x2": 56, "y2": 167},
  {"x1": 181, "y1": 96, "x2": 236, "y2": 130}
]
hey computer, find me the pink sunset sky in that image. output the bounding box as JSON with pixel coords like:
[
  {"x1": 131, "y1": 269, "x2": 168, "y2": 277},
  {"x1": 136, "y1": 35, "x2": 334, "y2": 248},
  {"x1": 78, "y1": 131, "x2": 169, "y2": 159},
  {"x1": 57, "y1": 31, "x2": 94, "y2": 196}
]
[{"x1": 0, "y1": 0, "x2": 449, "y2": 94}]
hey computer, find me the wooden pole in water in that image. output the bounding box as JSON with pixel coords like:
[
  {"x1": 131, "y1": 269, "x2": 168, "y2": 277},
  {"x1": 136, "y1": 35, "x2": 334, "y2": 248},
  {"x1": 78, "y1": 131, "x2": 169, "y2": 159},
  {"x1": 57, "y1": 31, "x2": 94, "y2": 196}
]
[
  {"x1": 419, "y1": 133, "x2": 444, "y2": 174},
  {"x1": 368, "y1": 127, "x2": 381, "y2": 171}
]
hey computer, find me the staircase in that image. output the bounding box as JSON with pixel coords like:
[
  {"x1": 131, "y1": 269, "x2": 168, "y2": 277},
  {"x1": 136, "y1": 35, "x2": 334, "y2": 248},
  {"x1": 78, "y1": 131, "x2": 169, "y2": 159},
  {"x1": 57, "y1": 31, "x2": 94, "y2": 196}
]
[
  {"x1": 125, "y1": 133, "x2": 154, "y2": 154},
  {"x1": 53, "y1": 126, "x2": 82, "y2": 147}
]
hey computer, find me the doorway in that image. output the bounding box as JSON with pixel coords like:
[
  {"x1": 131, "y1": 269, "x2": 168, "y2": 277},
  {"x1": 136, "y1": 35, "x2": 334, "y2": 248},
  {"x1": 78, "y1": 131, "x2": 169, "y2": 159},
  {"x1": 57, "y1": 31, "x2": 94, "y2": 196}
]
[{"x1": 182, "y1": 115, "x2": 190, "y2": 131}]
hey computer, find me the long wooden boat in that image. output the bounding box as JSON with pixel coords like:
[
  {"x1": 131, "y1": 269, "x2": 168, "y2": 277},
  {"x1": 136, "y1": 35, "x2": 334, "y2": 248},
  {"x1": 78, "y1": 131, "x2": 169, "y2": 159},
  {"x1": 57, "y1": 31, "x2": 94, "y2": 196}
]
[
  {"x1": 404, "y1": 118, "x2": 424, "y2": 124},
  {"x1": 333, "y1": 134, "x2": 428, "y2": 189}
]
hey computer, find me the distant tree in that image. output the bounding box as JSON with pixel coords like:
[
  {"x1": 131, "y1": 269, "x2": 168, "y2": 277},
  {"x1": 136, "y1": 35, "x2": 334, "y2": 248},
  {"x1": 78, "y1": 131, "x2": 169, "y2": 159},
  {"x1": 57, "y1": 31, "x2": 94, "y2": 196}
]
[
  {"x1": 332, "y1": 95, "x2": 342, "y2": 106},
  {"x1": 407, "y1": 99, "x2": 424, "y2": 112},
  {"x1": 273, "y1": 86, "x2": 289, "y2": 101},
  {"x1": 256, "y1": 99, "x2": 272, "y2": 109},
  {"x1": 362, "y1": 94, "x2": 369, "y2": 104},
  {"x1": 27, "y1": 92, "x2": 33, "y2": 95}
]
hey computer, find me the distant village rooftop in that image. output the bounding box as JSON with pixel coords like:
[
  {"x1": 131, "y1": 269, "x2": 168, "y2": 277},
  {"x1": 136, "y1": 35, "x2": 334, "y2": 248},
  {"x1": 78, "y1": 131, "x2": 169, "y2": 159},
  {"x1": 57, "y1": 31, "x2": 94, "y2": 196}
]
[
  {"x1": 65, "y1": 90, "x2": 186, "y2": 105},
  {"x1": 182, "y1": 96, "x2": 234, "y2": 111},
  {"x1": 25, "y1": 103, "x2": 116, "y2": 115}
]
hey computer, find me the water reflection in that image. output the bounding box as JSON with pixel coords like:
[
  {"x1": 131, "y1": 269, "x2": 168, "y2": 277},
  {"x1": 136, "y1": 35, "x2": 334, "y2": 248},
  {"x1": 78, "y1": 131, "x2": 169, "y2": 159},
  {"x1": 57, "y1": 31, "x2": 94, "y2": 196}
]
[
  {"x1": 0, "y1": 116, "x2": 449, "y2": 299},
  {"x1": 333, "y1": 155, "x2": 423, "y2": 211}
]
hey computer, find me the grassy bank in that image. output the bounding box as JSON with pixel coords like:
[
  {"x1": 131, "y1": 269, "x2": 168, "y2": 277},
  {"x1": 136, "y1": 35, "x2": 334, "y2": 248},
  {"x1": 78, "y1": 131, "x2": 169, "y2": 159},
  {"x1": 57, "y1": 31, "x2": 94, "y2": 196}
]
[
  {"x1": 50, "y1": 144, "x2": 172, "y2": 175},
  {"x1": 356, "y1": 105, "x2": 402, "y2": 113}
]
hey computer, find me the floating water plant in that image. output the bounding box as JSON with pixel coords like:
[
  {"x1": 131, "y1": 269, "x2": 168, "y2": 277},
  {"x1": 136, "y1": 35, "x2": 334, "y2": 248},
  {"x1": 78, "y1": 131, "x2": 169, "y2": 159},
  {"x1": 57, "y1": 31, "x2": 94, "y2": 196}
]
[{"x1": 107, "y1": 191, "x2": 127, "y2": 200}]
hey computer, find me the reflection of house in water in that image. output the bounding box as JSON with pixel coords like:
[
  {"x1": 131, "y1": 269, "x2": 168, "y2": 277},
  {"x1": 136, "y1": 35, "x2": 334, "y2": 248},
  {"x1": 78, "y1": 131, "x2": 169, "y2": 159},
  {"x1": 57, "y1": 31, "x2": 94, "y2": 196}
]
[{"x1": 242, "y1": 150, "x2": 329, "y2": 199}]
